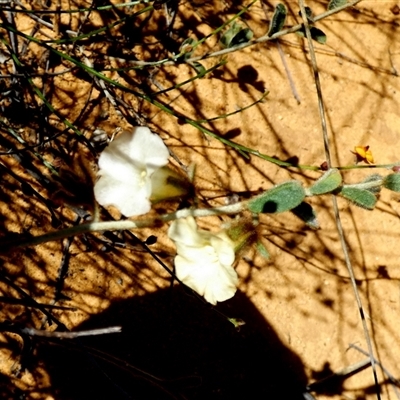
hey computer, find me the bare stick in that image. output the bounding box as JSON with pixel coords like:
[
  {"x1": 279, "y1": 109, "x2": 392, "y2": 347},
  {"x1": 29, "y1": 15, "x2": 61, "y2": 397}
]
[
  {"x1": 20, "y1": 326, "x2": 122, "y2": 338},
  {"x1": 350, "y1": 344, "x2": 400, "y2": 399},
  {"x1": 306, "y1": 358, "x2": 371, "y2": 392},
  {"x1": 297, "y1": 0, "x2": 380, "y2": 398},
  {"x1": 276, "y1": 41, "x2": 301, "y2": 104},
  {"x1": 0, "y1": 322, "x2": 121, "y2": 338}
]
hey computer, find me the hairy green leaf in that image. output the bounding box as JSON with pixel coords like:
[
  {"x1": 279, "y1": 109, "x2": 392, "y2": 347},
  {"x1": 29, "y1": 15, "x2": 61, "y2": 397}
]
[
  {"x1": 308, "y1": 168, "x2": 342, "y2": 196},
  {"x1": 340, "y1": 187, "x2": 377, "y2": 210},
  {"x1": 248, "y1": 181, "x2": 305, "y2": 214},
  {"x1": 220, "y1": 22, "x2": 253, "y2": 48},
  {"x1": 383, "y1": 173, "x2": 400, "y2": 192},
  {"x1": 328, "y1": 0, "x2": 347, "y2": 11},
  {"x1": 297, "y1": 27, "x2": 327, "y2": 44},
  {"x1": 268, "y1": 3, "x2": 287, "y2": 36},
  {"x1": 361, "y1": 174, "x2": 383, "y2": 194}
]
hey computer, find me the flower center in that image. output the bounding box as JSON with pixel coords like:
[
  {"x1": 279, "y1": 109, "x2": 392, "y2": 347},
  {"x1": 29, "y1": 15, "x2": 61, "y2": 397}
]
[{"x1": 139, "y1": 169, "x2": 148, "y2": 187}]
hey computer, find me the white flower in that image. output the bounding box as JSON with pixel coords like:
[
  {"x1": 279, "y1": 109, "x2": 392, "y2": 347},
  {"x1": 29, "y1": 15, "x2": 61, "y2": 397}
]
[
  {"x1": 94, "y1": 127, "x2": 169, "y2": 217},
  {"x1": 168, "y1": 217, "x2": 238, "y2": 305}
]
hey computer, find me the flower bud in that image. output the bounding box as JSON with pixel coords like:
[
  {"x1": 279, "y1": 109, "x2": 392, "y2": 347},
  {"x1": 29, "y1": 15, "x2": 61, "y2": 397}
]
[{"x1": 150, "y1": 166, "x2": 192, "y2": 203}]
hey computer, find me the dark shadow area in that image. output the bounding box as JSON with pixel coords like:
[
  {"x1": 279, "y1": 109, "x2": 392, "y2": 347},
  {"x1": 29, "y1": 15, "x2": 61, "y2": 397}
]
[
  {"x1": 20, "y1": 287, "x2": 308, "y2": 399},
  {"x1": 237, "y1": 65, "x2": 266, "y2": 94},
  {"x1": 211, "y1": 65, "x2": 266, "y2": 95},
  {"x1": 223, "y1": 128, "x2": 242, "y2": 140}
]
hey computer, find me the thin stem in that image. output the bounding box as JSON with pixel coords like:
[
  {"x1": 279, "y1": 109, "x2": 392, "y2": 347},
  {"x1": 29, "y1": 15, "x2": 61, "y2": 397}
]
[
  {"x1": 298, "y1": 0, "x2": 380, "y2": 398},
  {"x1": 0, "y1": 202, "x2": 246, "y2": 251},
  {"x1": 350, "y1": 344, "x2": 400, "y2": 399},
  {"x1": 0, "y1": 324, "x2": 122, "y2": 338},
  {"x1": 184, "y1": 0, "x2": 364, "y2": 64},
  {"x1": 7, "y1": 1, "x2": 152, "y2": 14},
  {"x1": 298, "y1": 4, "x2": 331, "y2": 166}
]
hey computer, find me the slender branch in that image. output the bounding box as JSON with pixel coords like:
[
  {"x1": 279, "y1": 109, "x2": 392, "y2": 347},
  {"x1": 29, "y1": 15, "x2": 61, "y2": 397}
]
[
  {"x1": 33, "y1": 0, "x2": 363, "y2": 67},
  {"x1": 105, "y1": 0, "x2": 364, "y2": 66},
  {"x1": 0, "y1": 202, "x2": 246, "y2": 250},
  {"x1": 5, "y1": 1, "x2": 151, "y2": 14},
  {"x1": 306, "y1": 358, "x2": 371, "y2": 392},
  {"x1": 0, "y1": 322, "x2": 121, "y2": 338},
  {"x1": 350, "y1": 344, "x2": 400, "y2": 399},
  {"x1": 21, "y1": 326, "x2": 122, "y2": 338},
  {"x1": 299, "y1": 3, "x2": 331, "y2": 166},
  {"x1": 298, "y1": 0, "x2": 380, "y2": 398},
  {"x1": 183, "y1": 0, "x2": 364, "y2": 64}
]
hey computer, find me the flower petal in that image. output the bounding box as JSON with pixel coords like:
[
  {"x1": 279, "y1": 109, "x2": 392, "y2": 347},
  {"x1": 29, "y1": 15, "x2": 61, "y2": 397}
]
[
  {"x1": 168, "y1": 216, "x2": 207, "y2": 247},
  {"x1": 211, "y1": 234, "x2": 236, "y2": 266},
  {"x1": 94, "y1": 127, "x2": 169, "y2": 217},
  {"x1": 125, "y1": 127, "x2": 170, "y2": 173},
  {"x1": 175, "y1": 248, "x2": 238, "y2": 305},
  {"x1": 94, "y1": 169, "x2": 152, "y2": 216},
  {"x1": 168, "y1": 217, "x2": 238, "y2": 305}
]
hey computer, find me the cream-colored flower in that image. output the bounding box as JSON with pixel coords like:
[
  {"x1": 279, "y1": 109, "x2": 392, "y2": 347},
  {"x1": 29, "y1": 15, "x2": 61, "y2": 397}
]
[
  {"x1": 168, "y1": 216, "x2": 238, "y2": 305},
  {"x1": 94, "y1": 127, "x2": 169, "y2": 217}
]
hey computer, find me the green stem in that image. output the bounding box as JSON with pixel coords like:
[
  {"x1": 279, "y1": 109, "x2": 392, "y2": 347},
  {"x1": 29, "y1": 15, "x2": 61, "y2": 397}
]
[{"x1": 2, "y1": 1, "x2": 151, "y2": 14}]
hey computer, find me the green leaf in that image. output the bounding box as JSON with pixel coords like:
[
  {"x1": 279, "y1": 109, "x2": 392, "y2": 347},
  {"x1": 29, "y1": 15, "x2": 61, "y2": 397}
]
[
  {"x1": 268, "y1": 3, "x2": 287, "y2": 36},
  {"x1": 383, "y1": 173, "x2": 400, "y2": 192},
  {"x1": 298, "y1": 6, "x2": 314, "y2": 23},
  {"x1": 311, "y1": 27, "x2": 327, "y2": 44},
  {"x1": 308, "y1": 168, "x2": 342, "y2": 196},
  {"x1": 188, "y1": 61, "x2": 206, "y2": 76},
  {"x1": 227, "y1": 318, "x2": 246, "y2": 330},
  {"x1": 231, "y1": 27, "x2": 253, "y2": 47},
  {"x1": 297, "y1": 27, "x2": 327, "y2": 44},
  {"x1": 328, "y1": 0, "x2": 347, "y2": 11},
  {"x1": 291, "y1": 202, "x2": 320, "y2": 229},
  {"x1": 304, "y1": 6, "x2": 314, "y2": 22},
  {"x1": 256, "y1": 241, "x2": 270, "y2": 259},
  {"x1": 339, "y1": 187, "x2": 377, "y2": 210},
  {"x1": 220, "y1": 22, "x2": 253, "y2": 48},
  {"x1": 248, "y1": 181, "x2": 306, "y2": 214},
  {"x1": 361, "y1": 174, "x2": 383, "y2": 194},
  {"x1": 179, "y1": 37, "x2": 196, "y2": 61}
]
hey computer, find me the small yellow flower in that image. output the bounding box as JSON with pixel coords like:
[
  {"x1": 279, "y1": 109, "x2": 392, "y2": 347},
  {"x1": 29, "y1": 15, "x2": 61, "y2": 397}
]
[{"x1": 351, "y1": 146, "x2": 374, "y2": 164}]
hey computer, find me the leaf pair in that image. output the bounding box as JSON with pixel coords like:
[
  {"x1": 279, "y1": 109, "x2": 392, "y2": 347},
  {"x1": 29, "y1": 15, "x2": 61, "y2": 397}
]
[
  {"x1": 220, "y1": 22, "x2": 253, "y2": 48},
  {"x1": 247, "y1": 170, "x2": 343, "y2": 214},
  {"x1": 245, "y1": 169, "x2": 400, "y2": 228},
  {"x1": 308, "y1": 169, "x2": 400, "y2": 211},
  {"x1": 308, "y1": 169, "x2": 380, "y2": 210},
  {"x1": 268, "y1": 3, "x2": 327, "y2": 44}
]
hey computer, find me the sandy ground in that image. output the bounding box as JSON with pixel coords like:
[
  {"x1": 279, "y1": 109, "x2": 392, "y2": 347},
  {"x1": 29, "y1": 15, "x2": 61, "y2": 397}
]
[{"x1": 0, "y1": 0, "x2": 399, "y2": 399}]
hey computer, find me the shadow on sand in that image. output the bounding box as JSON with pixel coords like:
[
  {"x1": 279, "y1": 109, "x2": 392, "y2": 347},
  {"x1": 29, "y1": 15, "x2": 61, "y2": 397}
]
[{"x1": 17, "y1": 287, "x2": 309, "y2": 399}]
